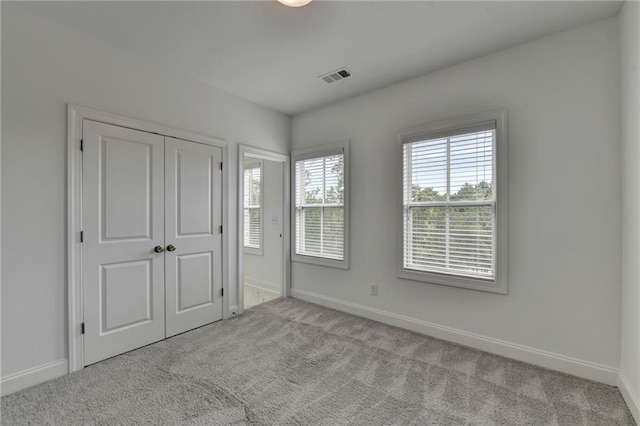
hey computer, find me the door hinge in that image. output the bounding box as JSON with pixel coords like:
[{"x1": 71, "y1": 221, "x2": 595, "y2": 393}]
[
  {"x1": 221, "y1": 288, "x2": 224, "y2": 297},
  {"x1": 80, "y1": 231, "x2": 84, "y2": 243},
  {"x1": 81, "y1": 322, "x2": 85, "y2": 334},
  {"x1": 220, "y1": 162, "x2": 223, "y2": 170},
  {"x1": 80, "y1": 139, "x2": 84, "y2": 151},
  {"x1": 219, "y1": 225, "x2": 223, "y2": 234}
]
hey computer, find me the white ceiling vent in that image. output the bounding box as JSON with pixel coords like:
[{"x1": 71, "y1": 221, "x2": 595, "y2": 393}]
[{"x1": 319, "y1": 67, "x2": 352, "y2": 84}]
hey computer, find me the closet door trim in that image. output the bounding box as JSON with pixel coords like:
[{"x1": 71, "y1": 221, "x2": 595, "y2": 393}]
[{"x1": 67, "y1": 103, "x2": 229, "y2": 373}]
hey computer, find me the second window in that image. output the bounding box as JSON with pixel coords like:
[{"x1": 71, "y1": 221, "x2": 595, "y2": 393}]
[{"x1": 292, "y1": 142, "x2": 349, "y2": 269}]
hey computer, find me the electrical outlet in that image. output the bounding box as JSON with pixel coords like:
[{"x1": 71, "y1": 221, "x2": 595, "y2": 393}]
[{"x1": 370, "y1": 283, "x2": 378, "y2": 296}]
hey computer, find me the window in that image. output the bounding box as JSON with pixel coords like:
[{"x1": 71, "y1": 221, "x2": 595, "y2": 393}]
[
  {"x1": 398, "y1": 110, "x2": 507, "y2": 293},
  {"x1": 292, "y1": 142, "x2": 349, "y2": 269},
  {"x1": 243, "y1": 161, "x2": 262, "y2": 254}
]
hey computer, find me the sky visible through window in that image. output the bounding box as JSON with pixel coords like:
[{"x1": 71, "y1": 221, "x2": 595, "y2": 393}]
[
  {"x1": 409, "y1": 130, "x2": 493, "y2": 200},
  {"x1": 300, "y1": 155, "x2": 343, "y2": 204}
]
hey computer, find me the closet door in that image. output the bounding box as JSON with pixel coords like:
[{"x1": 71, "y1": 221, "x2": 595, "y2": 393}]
[
  {"x1": 164, "y1": 137, "x2": 223, "y2": 337},
  {"x1": 82, "y1": 120, "x2": 166, "y2": 365}
]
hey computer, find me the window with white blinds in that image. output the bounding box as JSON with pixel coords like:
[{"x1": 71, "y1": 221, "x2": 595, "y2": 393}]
[
  {"x1": 292, "y1": 142, "x2": 349, "y2": 269},
  {"x1": 243, "y1": 163, "x2": 262, "y2": 252},
  {"x1": 399, "y1": 111, "x2": 507, "y2": 293}
]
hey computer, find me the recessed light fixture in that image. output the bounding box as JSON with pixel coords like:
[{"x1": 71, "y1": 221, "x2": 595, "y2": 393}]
[{"x1": 277, "y1": 0, "x2": 312, "y2": 7}]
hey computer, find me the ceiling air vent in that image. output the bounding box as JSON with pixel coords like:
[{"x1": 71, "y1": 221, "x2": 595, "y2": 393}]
[{"x1": 319, "y1": 67, "x2": 352, "y2": 84}]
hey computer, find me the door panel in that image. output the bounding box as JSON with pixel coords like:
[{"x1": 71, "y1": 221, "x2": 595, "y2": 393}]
[
  {"x1": 102, "y1": 137, "x2": 152, "y2": 241},
  {"x1": 177, "y1": 252, "x2": 213, "y2": 312},
  {"x1": 101, "y1": 260, "x2": 152, "y2": 332},
  {"x1": 83, "y1": 120, "x2": 165, "y2": 365},
  {"x1": 177, "y1": 151, "x2": 213, "y2": 236},
  {"x1": 165, "y1": 137, "x2": 223, "y2": 337}
]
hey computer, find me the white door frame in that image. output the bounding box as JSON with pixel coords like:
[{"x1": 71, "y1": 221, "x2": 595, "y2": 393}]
[
  {"x1": 67, "y1": 103, "x2": 229, "y2": 373},
  {"x1": 237, "y1": 144, "x2": 290, "y2": 314}
]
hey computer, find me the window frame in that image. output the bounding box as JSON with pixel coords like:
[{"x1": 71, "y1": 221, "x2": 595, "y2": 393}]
[
  {"x1": 397, "y1": 110, "x2": 508, "y2": 294},
  {"x1": 243, "y1": 159, "x2": 263, "y2": 256},
  {"x1": 291, "y1": 141, "x2": 350, "y2": 270}
]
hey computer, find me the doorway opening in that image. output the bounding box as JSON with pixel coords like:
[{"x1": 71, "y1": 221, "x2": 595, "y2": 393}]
[{"x1": 238, "y1": 146, "x2": 290, "y2": 313}]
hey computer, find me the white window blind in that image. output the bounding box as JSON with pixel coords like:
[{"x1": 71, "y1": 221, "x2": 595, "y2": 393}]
[
  {"x1": 402, "y1": 124, "x2": 496, "y2": 280},
  {"x1": 243, "y1": 165, "x2": 261, "y2": 250},
  {"x1": 294, "y1": 153, "x2": 345, "y2": 261}
]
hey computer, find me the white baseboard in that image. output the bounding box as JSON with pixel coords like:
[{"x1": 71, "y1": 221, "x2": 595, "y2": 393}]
[
  {"x1": 244, "y1": 277, "x2": 280, "y2": 294},
  {"x1": 290, "y1": 289, "x2": 619, "y2": 385},
  {"x1": 619, "y1": 373, "x2": 640, "y2": 423},
  {"x1": 0, "y1": 359, "x2": 68, "y2": 396}
]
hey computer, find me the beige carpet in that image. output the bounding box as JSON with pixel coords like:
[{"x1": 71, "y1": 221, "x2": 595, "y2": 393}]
[{"x1": 1, "y1": 298, "x2": 635, "y2": 425}]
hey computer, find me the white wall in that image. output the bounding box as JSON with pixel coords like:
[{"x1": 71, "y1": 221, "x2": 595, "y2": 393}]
[
  {"x1": 1, "y1": 2, "x2": 289, "y2": 383},
  {"x1": 244, "y1": 159, "x2": 284, "y2": 293},
  {"x1": 619, "y1": 0, "x2": 640, "y2": 421},
  {"x1": 291, "y1": 17, "x2": 622, "y2": 382}
]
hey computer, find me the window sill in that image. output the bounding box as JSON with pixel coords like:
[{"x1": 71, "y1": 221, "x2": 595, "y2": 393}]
[
  {"x1": 397, "y1": 268, "x2": 507, "y2": 294},
  {"x1": 292, "y1": 253, "x2": 349, "y2": 270}
]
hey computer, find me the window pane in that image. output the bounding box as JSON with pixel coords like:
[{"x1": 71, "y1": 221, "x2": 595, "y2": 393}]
[
  {"x1": 325, "y1": 155, "x2": 344, "y2": 204},
  {"x1": 243, "y1": 170, "x2": 251, "y2": 206},
  {"x1": 243, "y1": 165, "x2": 261, "y2": 249},
  {"x1": 248, "y1": 208, "x2": 261, "y2": 247},
  {"x1": 405, "y1": 206, "x2": 447, "y2": 270},
  {"x1": 405, "y1": 139, "x2": 447, "y2": 203},
  {"x1": 244, "y1": 166, "x2": 261, "y2": 206},
  {"x1": 243, "y1": 207, "x2": 250, "y2": 247},
  {"x1": 299, "y1": 158, "x2": 324, "y2": 204},
  {"x1": 405, "y1": 206, "x2": 494, "y2": 279},
  {"x1": 323, "y1": 207, "x2": 344, "y2": 259},
  {"x1": 250, "y1": 168, "x2": 261, "y2": 206},
  {"x1": 294, "y1": 152, "x2": 345, "y2": 262},
  {"x1": 450, "y1": 130, "x2": 493, "y2": 201},
  {"x1": 449, "y1": 206, "x2": 494, "y2": 278},
  {"x1": 302, "y1": 207, "x2": 322, "y2": 255},
  {"x1": 243, "y1": 207, "x2": 261, "y2": 249}
]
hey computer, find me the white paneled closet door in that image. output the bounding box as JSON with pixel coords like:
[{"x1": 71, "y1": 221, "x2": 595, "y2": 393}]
[
  {"x1": 82, "y1": 122, "x2": 224, "y2": 365},
  {"x1": 82, "y1": 120, "x2": 166, "y2": 365},
  {"x1": 164, "y1": 137, "x2": 223, "y2": 337}
]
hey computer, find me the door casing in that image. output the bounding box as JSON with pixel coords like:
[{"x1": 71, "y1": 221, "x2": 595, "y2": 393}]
[
  {"x1": 237, "y1": 144, "x2": 291, "y2": 314},
  {"x1": 67, "y1": 104, "x2": 229, "y2": 373}
]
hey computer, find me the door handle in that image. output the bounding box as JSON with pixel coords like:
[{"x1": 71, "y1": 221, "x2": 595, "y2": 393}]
[
  {"x1": 154, "y1": 245, "x2": 164, "y2": 253},
  {"x1": 166, "y1": 244, "x2": 177, "y2": 252}
]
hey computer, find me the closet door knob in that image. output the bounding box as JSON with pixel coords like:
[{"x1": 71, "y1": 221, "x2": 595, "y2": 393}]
[
  {"x1": 166, "y1": 244, "x2": 177, "y2": 252},
  {"x1": 154, "y1": 245, "x2": 164, "y2": 253}
]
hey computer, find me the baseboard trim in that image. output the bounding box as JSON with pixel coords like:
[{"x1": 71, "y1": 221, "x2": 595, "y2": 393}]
[
  {"x1": 290, "y1": 289, "x2": 619, "y2": 385},
  {"x1": 244, "y1": 277, "x2": 280, "y2": 294},
  {"x1": 619, "y1": 373, "x2": 640, "y2": 423},
  {"x1": 0, "y1": 359, "x2": 68, "y2": 396}
]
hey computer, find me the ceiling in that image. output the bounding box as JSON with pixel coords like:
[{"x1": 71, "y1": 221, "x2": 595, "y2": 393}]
[{"x1": 20, "y1": 1, "x2": 622, "y2": 116}]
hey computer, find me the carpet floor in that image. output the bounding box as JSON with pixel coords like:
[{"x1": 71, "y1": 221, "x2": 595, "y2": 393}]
[{"x1": 1, "y1": 298, "x2": 635, "y2": 425}]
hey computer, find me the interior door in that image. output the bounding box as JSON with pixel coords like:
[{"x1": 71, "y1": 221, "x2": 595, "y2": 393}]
[
  {"x1": 164, "y1": 137, "x2": 223, "y2": 337},
  {"x1": 82, "y1": 120, "x2": 166, "y2": 365}
]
